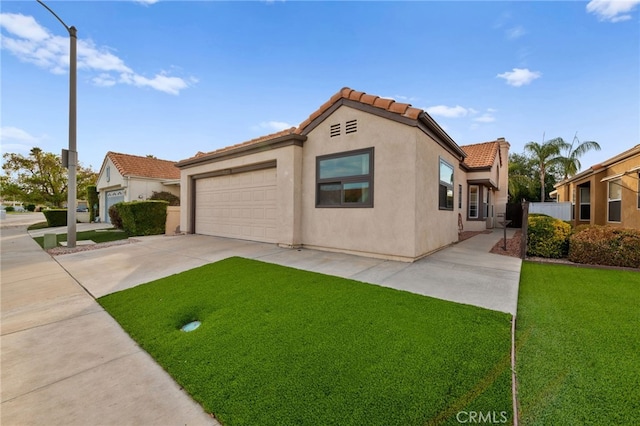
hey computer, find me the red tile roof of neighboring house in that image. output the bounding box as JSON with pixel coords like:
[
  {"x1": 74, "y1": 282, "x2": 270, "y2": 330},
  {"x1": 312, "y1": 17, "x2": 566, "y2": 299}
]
[
  {"x1": 106, "y1": 152, "x2": 180, "y2": 180},
  {"x1": 460, "y1": 141, "x2": 500, "y2": 169}
]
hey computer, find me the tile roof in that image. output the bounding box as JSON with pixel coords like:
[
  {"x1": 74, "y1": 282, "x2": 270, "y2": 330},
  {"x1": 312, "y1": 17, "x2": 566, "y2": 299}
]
[
  {"x1": 106, "y1": 152, "x2": 180, "y2": 180},
  {"x1": 460, "y1": 141, "x2": 500, "y2": 169},
  {"x1": 294, "y1": 87, "x2": 423, "y2": 134},
  {"x1": 181, "y1": 87, "x2": 428, "y2": 163}
]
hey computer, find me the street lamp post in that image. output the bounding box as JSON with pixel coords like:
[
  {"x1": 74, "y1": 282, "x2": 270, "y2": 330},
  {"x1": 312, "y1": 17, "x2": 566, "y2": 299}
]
[{"x1": 37, "y1": 0, "x2": 77, "y2": 247}]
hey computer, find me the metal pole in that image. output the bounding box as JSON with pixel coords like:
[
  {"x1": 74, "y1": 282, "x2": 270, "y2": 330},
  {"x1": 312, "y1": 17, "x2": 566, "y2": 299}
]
[
  {"x1": 67, "y1": 26, "x2": 77, "y2": 247},
  {"x1": 36, "y1": 1, "x2": 77, "y2": 247}
]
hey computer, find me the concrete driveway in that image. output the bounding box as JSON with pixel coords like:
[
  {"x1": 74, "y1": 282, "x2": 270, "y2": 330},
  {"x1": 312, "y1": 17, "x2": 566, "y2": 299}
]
[{"x1": 57, "y1": 230, "x2": 521, "y2": 314}]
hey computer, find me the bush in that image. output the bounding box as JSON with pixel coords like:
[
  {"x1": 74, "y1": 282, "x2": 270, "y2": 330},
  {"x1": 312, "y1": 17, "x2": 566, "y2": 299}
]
[
  {"x1": 527, "y1": 214, "x2": 571, "y2": 258},
  {"x1": 26, "y1": 204, "x2": 36, "y2": 212},
  {"x1": 43, "y1": 209, "x2": 67, "y2": 227},
  {"x1": 87, "y1": 185, "x2": 99, "y2": 222},
  {"x1": 569, "y1": 226, "x2": 640, "y2": 268},
  {"x1": 150, "y1": 191, "x2": 180, "y2": 206},
  {"x1": 5, "y1": 206, "x2": 15, "y2": 212},
  {"x1": 109, "y1": 204, "x2": 124, "y2": 229},
  {"x1": 116, "y1": 200, "x2": 168, "y2": 236}
]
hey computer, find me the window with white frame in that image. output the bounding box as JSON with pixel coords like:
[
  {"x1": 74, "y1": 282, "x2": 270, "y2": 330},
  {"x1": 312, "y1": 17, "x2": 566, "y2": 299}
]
[
  {"x1": 579, "y1": 186, "x2": 590, "y2": 221},
  {"x1": 469, "y1": 185, "x2": 479, "y2": 219},
  {"x1": 438, "y1": 158, "x2": 454, "y2": 210},
  {"x1": 571, "y1": 187, "x2": 576, "y2": 220},
  {"x1": 608, "y1": 179, "x2": 622, "y2": 222}
]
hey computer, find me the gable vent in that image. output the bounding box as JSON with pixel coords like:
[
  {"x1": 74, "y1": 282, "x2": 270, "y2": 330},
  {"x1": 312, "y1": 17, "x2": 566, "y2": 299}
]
[
  {"x1": 345, "y1": 119, "x2": 357, "y2": 134},
  {"x1": 330, "y1": 123, "x2": 341, "y2": 137}
]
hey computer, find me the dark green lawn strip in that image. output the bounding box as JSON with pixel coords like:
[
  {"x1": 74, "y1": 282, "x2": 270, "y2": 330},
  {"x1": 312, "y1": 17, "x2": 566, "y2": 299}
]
[
  {"x1": 99, "y1": 257, "x2": 512, "y2": 426},
  {"x1": 516, "y1": 262, "x2": 640, "y2": 425},
  {"x1": 33, "y1": 229, "x2": 126, "y2": 247},
  {"x1": 27, "y1": 221, "x2": 51, "y2": 230}
]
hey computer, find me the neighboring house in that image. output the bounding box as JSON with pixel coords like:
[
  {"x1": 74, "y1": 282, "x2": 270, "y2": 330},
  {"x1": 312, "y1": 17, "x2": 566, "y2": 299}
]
[
  {"x1": 176, "y1": 88, "x2": 510, "y2": 262},
  {"x1": 552, "y1": 144, "x2": 640, "y2": 229},
  {"x1": 96, "y1": 152, "x2": 180, "y2": 223}
]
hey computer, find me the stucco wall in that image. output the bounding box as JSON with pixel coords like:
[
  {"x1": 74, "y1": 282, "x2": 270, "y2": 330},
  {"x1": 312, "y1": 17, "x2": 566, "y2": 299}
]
[
  {"x1": 179, "y1": 145, "x2": 301, "y2": 246},
  {"x1": 414, "y1": 130, "x2": 461, "y2": 255},
  {"x1": 300, "y1": 106, "x2": 422, "y2": 261}
]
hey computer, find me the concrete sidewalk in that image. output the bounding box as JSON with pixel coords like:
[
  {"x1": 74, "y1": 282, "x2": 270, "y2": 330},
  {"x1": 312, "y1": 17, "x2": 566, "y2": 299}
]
[{"x1": 1, "y1": 225, "x2": 218, "y2": 426}]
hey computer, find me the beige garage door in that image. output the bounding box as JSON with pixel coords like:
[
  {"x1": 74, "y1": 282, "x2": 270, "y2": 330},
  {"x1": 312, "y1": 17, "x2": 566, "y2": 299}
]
[{"x1": 195, "y1": 167, "x2": 278, "y2": 243}]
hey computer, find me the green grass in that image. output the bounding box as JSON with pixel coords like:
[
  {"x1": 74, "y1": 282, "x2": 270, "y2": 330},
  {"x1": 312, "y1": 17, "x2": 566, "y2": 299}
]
[
  {"x1": 516, "y1": 262, "x2": 640, "y2": 425},
  {"x1": 99, "y1": 257, "x2": 512, "y2": 426},
  {"x1": 27, "y1": 221, "x2": 51, "y2": 230},
  {"x1": 33, "y1": 228, "x2": 126, "y2": 248}
]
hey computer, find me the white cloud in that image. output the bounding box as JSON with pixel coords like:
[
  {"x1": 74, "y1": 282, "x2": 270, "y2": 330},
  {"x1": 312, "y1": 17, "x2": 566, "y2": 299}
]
[
  {"x1": 0, "y1": 126, "x2": 40, "y2": 143},
  {"x1": 497, "y1": 68, "x2": 541, "y2": 87},
  {"x1": 586, "y1": 0, "x2": 640, "y2": 22},
  {"x1": 258, "y1": 121, "x2": 294, "y2": 132},
  {"x1": 473, "y1": 114, "x2": 496, "y2": 123},
  {"x1": 506, "y1": 25, "x2": 526, "y2": 39},
  {"x1": 0, "y1": 12, "x2": 193, "y2": 95},
  {"x1": 134, "y1": 0, "x2": 160, "y2": 5},
  {"x1": 426, "y1": 105, "x2": 470, "y2": 118}
]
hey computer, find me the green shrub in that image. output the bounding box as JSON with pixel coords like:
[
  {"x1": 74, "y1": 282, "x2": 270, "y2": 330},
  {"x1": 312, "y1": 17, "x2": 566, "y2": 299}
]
[
  {"x1": 116, "y1": 200, "x2": 168, "y2": 236},
  {"x1": 5, "y1": 206, "x2": 15, "y2": 212},
  {"x1": 42, "y1": 209, "x2": 67, "y2": 227},
  {"x1": 527, "y1": 214, "x2": 571, "y2": 258},
  {"x1": 87, "y1": 185, "x2": 99, "y2": 222},
  {"x1": 26, "y1": 204, "x2": 36, "y2": 212},
  {"x1": 150, "y1": 191, "x2": 180, "y2": 206},
  {"x1": 569, "y1": 226, "x2": 640, "y2": 268},
  {"x1": 108, "y1": 204, "x2": 124, "y2": 229}
]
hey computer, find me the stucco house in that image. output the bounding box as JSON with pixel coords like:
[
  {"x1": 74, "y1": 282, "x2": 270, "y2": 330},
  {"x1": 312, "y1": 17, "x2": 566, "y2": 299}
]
[
  {"x1": 96, "y1": 152, "x2": 180, "y2": 223},
  {"x1": 176, "y1": 88, "x2": 509, "y2": 262},
  {"x1": 552, "y1": 144, "x2": 640, "y2": 229}
]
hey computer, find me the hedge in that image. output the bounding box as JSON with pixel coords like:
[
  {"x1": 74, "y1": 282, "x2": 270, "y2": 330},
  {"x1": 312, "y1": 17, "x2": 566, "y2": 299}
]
[
  {"x1": 527, "y1": 214, "x2": 571, "y2": 258},
  {"x1": 569, "y1": 226, "x2": 640, "y2": 268},
  {"x1": 114, "y1": 200, "x2": 168, "y2": 236},
  {"x1": 43, "y1": 209, "x2": 67, "y2": 227},
  {"x1": 150, "y1": 191, "x2": 180, "y2": 206},
  {"x1": 87, "y1": 185, "x2": 99, "y2": 222}
]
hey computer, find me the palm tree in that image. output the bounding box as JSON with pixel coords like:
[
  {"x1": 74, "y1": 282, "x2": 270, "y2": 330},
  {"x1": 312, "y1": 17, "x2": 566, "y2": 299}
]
[
  {"x1": 524, "y1": 136, "x2": 570, "y2": 202},
  {"x1": 557, "y1": 132, "x2": 601, "y2": 180}
]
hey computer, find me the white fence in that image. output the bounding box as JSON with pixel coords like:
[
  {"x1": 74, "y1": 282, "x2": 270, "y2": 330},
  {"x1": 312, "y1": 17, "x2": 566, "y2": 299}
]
[{"x1": 529, "y1": 202, "x2": 572, "y2": 221}]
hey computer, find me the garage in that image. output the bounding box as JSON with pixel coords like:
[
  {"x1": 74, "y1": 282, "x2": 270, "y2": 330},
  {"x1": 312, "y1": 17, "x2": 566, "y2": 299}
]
[
  {"x1": 194, "y1": 167, "x2": 278, "y2": 243},
  {"x1": 105, "y1": 189, "x2": 125, "y2": 223}
]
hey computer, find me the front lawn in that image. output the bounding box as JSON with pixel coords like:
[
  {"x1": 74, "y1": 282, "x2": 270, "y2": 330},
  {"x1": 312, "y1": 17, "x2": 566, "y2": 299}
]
[
  {"x1": 516, "y1": 262, "x2": 640, "y2": 425},
  {"x1": 99, "y1": 257, "x2": 513, "y2": 425},
  {"x1": 33, "y1": 229, "x2": 127, "y2": 248}
]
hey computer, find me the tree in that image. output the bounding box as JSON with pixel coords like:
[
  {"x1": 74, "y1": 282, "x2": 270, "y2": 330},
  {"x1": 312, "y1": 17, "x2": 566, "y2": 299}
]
[
  {"x1": 508, "y1": 153, "x2": 537, "y2": 202},
  {"x1": 524, "y1": 137, "x2": 570, "y2": 202},
  {"x1": 2, "y1": 147, "x2": 97, "y2": 208},
  {"x1": 557, "y1": 132, "x2": 601, "y2": 180}
]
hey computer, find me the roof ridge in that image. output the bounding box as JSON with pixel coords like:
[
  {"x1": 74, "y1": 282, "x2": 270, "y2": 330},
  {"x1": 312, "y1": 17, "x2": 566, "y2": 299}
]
[{"x1": 295, "y1": 87, "x2": 423, "y2": 134}]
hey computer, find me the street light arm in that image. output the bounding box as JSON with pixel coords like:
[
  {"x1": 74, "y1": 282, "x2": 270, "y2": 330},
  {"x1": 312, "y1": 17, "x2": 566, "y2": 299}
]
[{"x1": 36, "y1": 0, "x2": 73, "y2": 35}]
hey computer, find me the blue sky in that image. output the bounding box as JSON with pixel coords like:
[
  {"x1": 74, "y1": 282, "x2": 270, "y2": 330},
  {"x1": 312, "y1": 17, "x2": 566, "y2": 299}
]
[{"x1": 1, "y1": 0, "x2": 639, "y2": 173}]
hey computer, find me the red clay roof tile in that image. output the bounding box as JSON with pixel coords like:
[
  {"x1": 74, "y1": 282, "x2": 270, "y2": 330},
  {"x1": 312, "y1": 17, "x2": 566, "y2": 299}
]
[
  {"x1": 460, "y1": 141, "x2": 500, "y2": 169},
  {"x1": 107, "y1": 152, "x2": 180, "y2": 179}
]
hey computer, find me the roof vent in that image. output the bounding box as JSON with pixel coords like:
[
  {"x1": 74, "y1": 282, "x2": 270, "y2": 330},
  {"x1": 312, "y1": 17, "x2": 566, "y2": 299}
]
[
  {"x1": 330, "y1": 123, "x2": 341, "y2": 138},
  {"x1": 345, "y1": 119, "x2": 357, "y2": 134}
]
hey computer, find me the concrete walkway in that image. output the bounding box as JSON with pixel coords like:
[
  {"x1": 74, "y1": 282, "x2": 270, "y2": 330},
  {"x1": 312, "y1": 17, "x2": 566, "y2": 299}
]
[
  {"x1": 56, "y1": 229, "x2": 521, "y2": 314},
  {"x1": 2, "y1": 220, "x2": 520, "y2": 425},
  {"x1": 1, "y1": 223, "x2": 218, "y2": 425}
]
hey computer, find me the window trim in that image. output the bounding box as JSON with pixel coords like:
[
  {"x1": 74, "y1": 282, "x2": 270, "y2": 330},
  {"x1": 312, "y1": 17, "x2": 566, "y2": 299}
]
[
  {"x1": 607, "y1": 178, "x2": 622, "y2": 223},
  {"x1": 438, "y1": 158, "x2": 454, "y2": 211},
  {"x1": 316, "y1": 147, "x2": 374, "y2": 208},
  {"x1": 468, "y1": 185, "x2": 479, "y2": 219}
]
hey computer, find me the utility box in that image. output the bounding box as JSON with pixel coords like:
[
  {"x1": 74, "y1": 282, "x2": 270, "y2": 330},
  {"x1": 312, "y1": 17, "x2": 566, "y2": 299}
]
[{"x1": 43, "y1": 233, "x2": 57, "y2": 249}]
